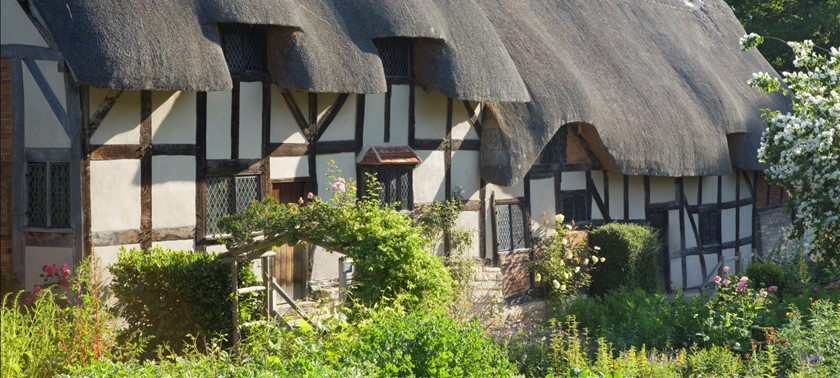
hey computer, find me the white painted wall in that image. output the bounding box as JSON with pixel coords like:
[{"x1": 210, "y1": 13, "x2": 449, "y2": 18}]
[
  {"x1": 316, "y1": 153, "x2": 355, "y2": 199},
  {"x1": 451, "y1": 100, "x2": 479, "y2": 140},
  {"x1": 269, "y1": 86, "x2": 307, "y2": 143},
  {"x1": 722, "y1": 208, "x2": 737, "y2": 243},
  {"x1": 0, "y1": 0, "x2": 47, "y2": 46},
  {"x1": 414, "y1": 88, "x2": 446, "y2": 139},
  {"x1": 23, "y1": 246, "x2": 73, "y2": 289},
  {"x1": 683, "y1": 177, "x2": 700, "y2": 205},
  {"x1": 701, "y1": 176, "x2": 718, "y2": 203},
  {"x1": 721, "y1": 172, "x2": 737, "y2": 202},
  {"x1": 389, "y1": 85, "x2": 410, "y2": 145},
  {"x1": 362, "y1": 93, "x2": 386, "y2": 145},
  {"x1": 487, "y1": 181, "x2": 525, "y2": 200},
  {"x1": 607, "y1": 171, "x2": 624, "y2": 219},
  {"x1": 455, "y1": 211, "x2": 481, "y2": 258},
  {"x1": 668, "y1": 209, "x2": 680, "y2": 252},
  {"x1": 93, "y1": 244, "x2": 140, "y2": 284},
  {"x1": 649, "y1": 177, "x2": 675, "y2": 203},
  {"x1": 23, "y1": 60, "x2": 69, "y2": 148},
  {"x1": 152, "y1": 239, "x2": 195, "y2": 251},
  {"x1": 151, "y1": 156, "x2": 196, "y2": 229},
  {"x1": 670, "y1": 258, "x2": 682, "y2": 290},
  {"x1": 89, "y1": 89, "x2": 141, "y2": 145},
  {"x1": 151, "y1": 91, "x2": 196, "y2": 144},
  {"x1": 413, "y1": 150, "x2": 445, "y2": 203},
  {"x1": 319, "y1": 94, "x2": 356, "y2": 141},
  {"x1": 239, "y1": 82, "x2": 263, "y2": 159},
  {"x1": 628, "y1": 176, "x2": 645, "y2": 219},
  {"x1": 740, "y1": 205, "x2": 753, "y2": 235},
  {"x1": 90, "y1": 160, "x2": 141, "y2": 232},
  {"x1": 206, "y1": 91, "x2": 231, "y2": 159},
  {"x1": 451, "y1": 150, "x2": 480, "y2": 201},
  {"x1": 270, "y1": 156, "x2": 308, "y2": 180},
  {"x1": 684, "y1": 213, "x2": 698, "y2": 249},
  {"x1": 560, "y1": 171, "x2": 586, "y2": 191},
  {"x1": 529, "y1": 177, "x2": 555, "y2": 229}
]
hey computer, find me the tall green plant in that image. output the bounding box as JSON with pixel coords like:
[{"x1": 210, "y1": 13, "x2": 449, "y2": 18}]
[
  {"x1": 588, "y1": 223, "x2": 661, "y2": 295},
  {"x1": 532, "y1": 215, "x2": 603, "y2": 305}
]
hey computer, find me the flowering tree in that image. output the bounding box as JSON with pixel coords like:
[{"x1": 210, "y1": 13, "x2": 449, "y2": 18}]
[{"x1": 741, "y1": 34, "x2": 840, "y2": 265}]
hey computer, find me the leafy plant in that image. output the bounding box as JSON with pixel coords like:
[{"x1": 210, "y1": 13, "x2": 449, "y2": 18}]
[
  {"x1": 747, "y1": 262, "x2": 787, "y2": 293},
  {"x1": 532, "y1": 215, "x2": 603, "y2": 305},
  {"x1": 588, "y1": 222, "x2": 661, "y2": 295}
]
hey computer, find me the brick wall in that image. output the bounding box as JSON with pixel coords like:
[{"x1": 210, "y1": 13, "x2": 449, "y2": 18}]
[
  {"x1": 755, "y1": 172, "x2": 787, "y2": 208},
  {"x1": 499, "y1": 250, "x2": 531, "y2": 297},
  {"x1": 754, "y1": 206, "x2": 797, "y2": 258},
  {"x1": 0, "y1": 57, "x2": 15, "y2": 288}
]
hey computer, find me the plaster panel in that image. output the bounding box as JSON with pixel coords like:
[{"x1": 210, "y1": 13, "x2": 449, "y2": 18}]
[
  {"x1": 414, "y1": 88, "x2": 446, "y2": 139},
  {"x1": 486, "y1": 180, "x2": 524, "y2": 200},
  {"x1": 721, "y1": 172, "x2": 737, "y2": 202},
  {"x1": 151, "y1": 156, "x2": 196, "y2": 229},
  {"x1": 451, "y1": 100, "x2": 479, "y2": 140},
  {"x1": 649, "y1": 177, "x2": 676, "y2": 203},
  {"x1": 24, "y1": 246, "x2": 73, "y2": 289},
  {"x1": 89, "y1": 89, "x2": 140, "y2": 145},
  {"x1": 0, "y1": 0, "x2": 47, "y2": 46},
  {"x1": 683, "y1": 177, "x2": 700, "y2": 205},
  {"x1": 739, "y1": 244, "x2": 753, "y2": 270},
  {"x1": 455, "y1": 211, "x2": 480, "y2": 258},
  {"x1": 451, "y1": 150, "x2": 480, "y2": 200},
  {"x1": 529, "y1": 178, "x2": 556, "y2": 227},
  {"x1": 270, "y1": 156, "x2": 308, "y2": 180},
  {"x1": 310, "y1": 247, "x2": 341, "y2": 280},
  {"x1": 93, "y1": 244, "x2": 140, "y2": 284},
  {"x1": 206, "y1": 91, "x2": 232, "y2": 159},
  {"x1": 269, "y1": 86, "x2": 307, "y2": 143},
  {"x1": 316, "y1": 153, "x2": 355, "y2": 200},
  {"x1": 739, "y1": 205, "x2": 753, "y2": 235},
  {"x1": 722, "y1": 208, "x2": 737, "y2": 243},
  {"x1": 722, "y1": 248, "x2": 736, "y2": 270},
  {"x1": 701, "y1": 176, "x2": 719, "y2": 204},
  {"x1": 23, "y1": 60, "x2": 69, "y2": 148},
  {"x1": 685, "y1": 255, "x2": 703, "y2": 288},
  {"x1": 590, "y1": 171, "x2": 604, "y2": 220},
  {"x1": 319, "y1": 94, "x2": 356, "y2": 141},
  {"x1": 608, "y1": 171, "x2": 624, "y2": 220},
  {"x1": 90, "y1": 160, "x2": 141, "y2": 232},
  {"x1": 560, "y1": 171, "x2": 586, "y2": 191},
  {"x1": 628, "y1": 176, "x2": 645, "y2": 219},
  {"x1": 670, "y1": 257, "x2": 683, "y2": 290},
  {"x1": 412, "y1": 150, "x2": 445, "y2": 203},
  {"x1": 151, "y1": 91, "x2": 196, "y2": 144},
  {"x1": 388, "y1": 85, "x2": 410, "y2": 145},
  {"x1": 668, "y1": 209, "x2": 680, "y2": 252},
  {"x1": 740, "y1": 173, "x2": 753, "y2": 200},
  {"x1": 362, "y1": 93, "x2": 386, "y2": 145},
  {"x1": 684, "y1": 213, "x2": 698, "y2": 249},
  {"x1": 239, "y1": 82, "x2": 263, "y2": 159},
  {"x1": 152, "y1": 239, "x2": 195, "y2": 251}
]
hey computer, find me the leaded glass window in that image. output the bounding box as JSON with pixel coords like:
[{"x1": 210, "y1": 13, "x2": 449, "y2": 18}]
[
  {"x1": 557, "y1": 190, "x2": 589, "y2": 223},
  {"x1": 219, "y1": 24, "x2": 267, "y2": 74},
  {"x1": 496, "y1": 203, "x2": 526, "y2": 252},
  {"x1": 361, "y1": 167, "x2": 413, "y2": 211},
  {"x1": 700, "y1": 208, "x2": 721, "y2": 246},
  {"x1": 206, "y1": 175, "x2": 261, "y2": 236},
  {"x1": 26, "y1": 162, "x2": 70, "y2": 228},
  {"x1": 540, "y1": 126, "x2": 567, "y2": 165},
  {"x1": 373, "y1": 38, "x2": 413, "y2": 79}
]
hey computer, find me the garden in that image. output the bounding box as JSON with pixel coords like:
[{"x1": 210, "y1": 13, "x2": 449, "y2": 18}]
[{"x1": 2, "y1": 36, "x2": 839, "y2": 377}]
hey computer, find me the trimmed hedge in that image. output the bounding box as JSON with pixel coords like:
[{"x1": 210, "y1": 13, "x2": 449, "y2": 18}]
[
  {"x1": 589, "y1": 223, "x2": 661, "y2": 294},
  {"x1": 746, "y1": 262, "x2": 786, "y2": 292},
  {"x1": 109, "y1": 247, "x2": 258, "y2": 355}
]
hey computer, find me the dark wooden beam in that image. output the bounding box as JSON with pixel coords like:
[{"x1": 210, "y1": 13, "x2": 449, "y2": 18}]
[
  {"x1": 11, "y1": 58, "x2": 26, "y2": 276},
  {"x1": 0, "y1": 44, "x2": 63, "y2": 61},
  {"x1": 355, "y1": 94, "x2": 365, "y2": 154},
  {"x1": 384, "y1": 84, "x2": 391, "y2": 143},
  {"x1": 87, "y1": 89, "x2": 123, "y2": 139},
  {"x1": 195, "y1": 92, "x2": 208, "y2": 251},
  {"x1": 479, "y1": 179, "x2": 487, "y2": 261},
  {"x1": 623, "y1": 174, "x2": 629, "y2": 220},
  {"x1": 230, "y1": 81, "x2": 240, "y2": 159},
  {"x1": 261, "y1": 83, "x2": 272, "y2": 197},
  {"x1": 587, "y1": 172, "x2": 610, "y2": 222},
  {"x1": 80, "y1": 85, "x2": 93, "y2": 258},
  {"x1": 408, "y1": 83, "x2": 416, "y2": 146},
  {"x1": 140, "y1": 91, "x2": 152, "y2": 250},
  {"x1": 206, "y1": 159, "x2": 263, "y2": 176}
]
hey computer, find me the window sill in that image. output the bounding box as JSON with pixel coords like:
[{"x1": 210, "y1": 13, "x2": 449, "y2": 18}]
[
  {"x1": 24, "y1": 227, "x2": 73, "y2": 234},
  {"x1": 498, "y1": 248, "x2": 531, "y2": 255}
]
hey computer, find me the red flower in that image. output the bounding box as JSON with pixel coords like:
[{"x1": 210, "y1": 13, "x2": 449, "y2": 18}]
[
  {"x1": 60, "y1": 263, "x2": 71, "y2": 277},
  {"x1": 59, "y1": 278, "x2": 70, "y2": 288}
]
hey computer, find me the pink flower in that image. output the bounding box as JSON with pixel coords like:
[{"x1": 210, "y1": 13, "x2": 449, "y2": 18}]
[
  {"x1": 330, "y1": 177, "x2": 346, "y2": 193},
  {"x1": 714, "y1": 275, "x2": 722, "y2": 284},
  {"x1": 43, "y1": 264, "x2": 58, "y2": 275},
  {"x1": 58, "y1": 278, "x2": 70, "y2": 288},
  {"x1": 740, "y1": 276, "x2": 749, "y2": 283},
  {"x1": 723, "y1": 266, "x2": 731, "y2": 274},
  {"x1": 768, "y1": 285, "x2": 778, "y2": 292},
  {"x1": 60, "y1": 263, "x2": 71, "y2": 277},
  {"x1": 32, "y1": 285, "x2": 42, "y2": 294},
  {"x1": 723, "y1": 279, "x2": 731, "y2": 286},
  {"x1": 759, "y1": 289, "x2": 768, "y2": 298},
  {"x1": 736, "y1": 280, "x2": 748, "y2": 292}
]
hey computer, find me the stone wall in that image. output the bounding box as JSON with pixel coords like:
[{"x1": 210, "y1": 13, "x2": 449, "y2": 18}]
[
  {"x1": 754, "y1": 206, "x2": 796, "y2": 258},
  {"x1": 0, "y1": 57, "x2": 15, "y2": 289},
  {"x1": 499, "y1": 250, "x2": 531, "y2": 297}
]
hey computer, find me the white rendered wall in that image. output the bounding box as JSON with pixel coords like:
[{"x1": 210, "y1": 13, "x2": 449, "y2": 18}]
[
  {"x1": 649, "y1": 177, "x2": 676, "y2": 203},
  {"x1": 607, "y1": 171, "x2": 624, "y2": 219},
  {"x1": 451, "y1": 100, "x2": 479, "y2": 140},
  {"x1": 560, "y1": 171, "x2": 586, "y2": 191},
  {"x1": 23, "y1": 61, "x2": 69, "y2": 148},
  {"x1": 628, "y1": 176, "x2": 646, "y2": 219},
  {"x1": 93, "y1": 244, "x2": 140, "y2": 284},
  {"x1": 683, "y1": 177, "x2": 700, "y2": 206},
  {"x1": 486, "y1": 181, "x2": 525, "y2": 200},
  {"x1": 270, "y1": 156, "x2": 308, "y2": 180},
  {"x1": 239, "y1": 82, "x2": 263, "y2": 159},
  {"x1": 722, "y1": 208, "x2": 737, "y2": 243},
  {"x1": 23, "y1": 246, "x2": 73, "y2": 289},
  {"x1": 590, "y1": 171, "x2": 604, "y2": 220},
  {"x1": 89, "y1": 89, "x2": 141, "y2": 145},
  {"x1": 0, "y1": 0, "x2": 47, "y2": 46},
  {"x1": 152, "y1": 240, "x2": 195, "y2": 251},
  {"x1": 206, "y1": 91, "x2": 232, "y2": 159},
  {"x1": 413, "y1": 150, "x2": 445, "y2": 203},
  {"x1": 269, "y1": 86, "x2": 307, "y2": 143},
  {"x1": 90, "y1": 160, "x2": 141, "y2": 233},
  {"x1": 450, "y1": 150, "x2": 480, "y2": 201},
  {"x1": 529, "y1": 177, "x2": 556, "y2": 229},
  {"x1": 316, "y1": 153, "x2": 355, "y2": 199},
  {"x1": 362, "y1": 93, "x2": 386, "y2": 145},
  {"x1": 151, "y1": 91, "x2": 196, "y2": 144},
  {"x1": 388, "y1": 85, "x2": 410, "y2": 145},
  {"x1": 414, "y1": 88, "x2": 447, "y2": 139},
  {"x1": 151, "y1": 156, "x2": 196, "y2": 229},
  {"x1": 319, "y1": 94, "x2": 356, "y2": 141}
]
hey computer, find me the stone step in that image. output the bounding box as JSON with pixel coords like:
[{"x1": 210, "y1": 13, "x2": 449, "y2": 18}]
[
  {"x1": 473, "y1": 272, "x2": 503, "y2": 281},
  {"x1": 470, "y1": 280, "x2": 503, "y2": 290}
]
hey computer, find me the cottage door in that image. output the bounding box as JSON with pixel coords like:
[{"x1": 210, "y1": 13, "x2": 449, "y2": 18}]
[
  {"x1": 647, "y1": 211, "x2": 671, "y2": 292},
  {"x1": 271, "y1": 181, "x2": 309, "y2": 299}
]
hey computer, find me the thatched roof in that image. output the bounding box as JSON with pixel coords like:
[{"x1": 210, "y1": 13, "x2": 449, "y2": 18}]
[
  {"x1": 477, "y1": 0, "x2": 788, "y2": 184},
  {"x1": 30, "y1": 0, "x2": 787, "y2": 184}
]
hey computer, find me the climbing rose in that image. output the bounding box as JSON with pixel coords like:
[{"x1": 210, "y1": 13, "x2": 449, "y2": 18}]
[
  {"x1": 723, "y1": 266, "x2": 731, "y2": 274},
  {"x1": 330, "y1": 177, "x2": 346, "y2": 193},
  {"x1": 60, "y1": 263, "x2": 71, "y2": 277},
  {"x1": 768, "y1": 285, "x2": 778, "y2": 292},
  {"x1": 714, "y1": 275, "x2": 722, "y2": 284}
]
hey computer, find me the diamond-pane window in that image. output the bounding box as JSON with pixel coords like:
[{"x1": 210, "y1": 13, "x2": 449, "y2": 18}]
[
  {"x1": 206, "y1": 175, "x2": 260, "y2": 236},
  {"x1": 558, "y1": 190, "x2": 589, "y2": 223},
  {"x1": 361, "y1": 167, "x2": 413, "y2": 211},
  {"x1": 373, "y1": 38, "x2": 413, "y2": 79},
  {"x1": 700, "y1": 208, "x2": 721, "y2": 245},
  {"x1": 219, "y1": 24, "x2": 267, "y2": 74},
  {"x1": 26, "y1": 162, "x2": 70, "y2": 228},
  {"x1": 496, "y1": 203, "x2": 526, "y2": 252},
  {"x1": 540, "y1": 126, "x2": 567, "y2": 165}
]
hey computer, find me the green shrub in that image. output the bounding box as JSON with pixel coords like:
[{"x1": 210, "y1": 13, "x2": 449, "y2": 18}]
[
  {"x1": 747, "y1": 262, "x2": 786, "y2": 292},
  {"x1": 683, "y1": 345, "x2": 743, "y2": 377},
  {"x1": 532, "y1": 216, "x2": 603, "y2": 305},
  {"x1": 588, "y1": 223, "x2": 661, "y2": 295},
  {"x1": 109, "y1": 247, "x2": 259, "y2": 356}
]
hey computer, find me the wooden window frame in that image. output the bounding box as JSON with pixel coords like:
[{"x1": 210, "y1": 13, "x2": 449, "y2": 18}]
[
  {"x1": 205, "y1": 173, "x2": 262, "y2": 237},
  {"x1": 556, "y1": 189, "x2": 590, "y2": 225},
  {"x1": 358, "y1": 165, "x2": 414, "y2": 211},
  {"x1": 494, "y1": 199, "x2": 528, "y2": 253},
  {"x1": 25, "y1": 160, "x2": 71, "y2": 229}
]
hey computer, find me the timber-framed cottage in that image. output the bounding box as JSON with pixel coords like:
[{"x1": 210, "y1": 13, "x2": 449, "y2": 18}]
[{"x1": 0, "y1": 0, "x2": 789, "y2": 297}]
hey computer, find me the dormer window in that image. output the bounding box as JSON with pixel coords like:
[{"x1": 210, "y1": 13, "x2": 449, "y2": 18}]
[
  {"x1": 219, "y1": 24, "x2": 267, "y2": 75},
  {"x1": 539, "y1": 126, "x2": 567, "y2": 165},
  {"x1": 373, "y1": 38, "x2": 413, "y2": 81}
]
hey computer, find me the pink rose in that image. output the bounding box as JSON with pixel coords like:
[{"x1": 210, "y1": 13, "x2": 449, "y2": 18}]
[
  {"x1": 714, "y1": 275, "x2": 722, "y2": 284},
  {"x1": 43, "y1": 264, "x2": 58, "y2": 275},
  {"x1": 32, "y1": 285, "x2": 42, "y2": 294},
  {"x1": 330, "y1": 177, "x2": 346, "y2": 193},
  {"x1": 723, "y1": 279, "x2": 731, "y2": 286},
  {"x1": 740, "y1": 276, "x2": 748, "y2": 282},
  {"x1": 723, "y1": 266, "x2": 731, "y2": 274},
  {"x1": 736, "y1": 280, "x2": 748, "y2": 292},
  {"x1": 60, "y1": 263, "x2": 71, "y2": 277},
  {"x1": 768, "y1": 285, "x2": 778, "y2": 292}
]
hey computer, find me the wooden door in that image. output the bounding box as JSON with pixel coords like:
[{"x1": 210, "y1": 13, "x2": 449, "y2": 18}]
[{"x1": 271, "y1": 181, "x2": 309, "y2": 299}]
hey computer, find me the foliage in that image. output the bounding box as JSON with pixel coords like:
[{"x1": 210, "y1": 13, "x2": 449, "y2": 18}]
[
  {"x1": 729, "y1": 0, "x2": 839, "y2": 72},
  {"x1": 774, "y1": 300, "x2": 840, "y2": 376},
  {"x1": 747, "y1": 262, "x2": 787, "y2": 293},
  {"x1": 532, "y1": 214, "x2": 603, "y2": 305},
  {"x1": 109, "y1": 247, "x2": 259, "y2": 356},
  {"x1": 741, "y1": 35, "x2": 840, "y2": 265},
  {"x1": 683, "y1": 344, "x2": 744, "y2": 377},
  {"x1": 1, "y1": 256, "x2": 131, "y2": 377},
  {"x1": 588, "y1": 223, "x2": 661, "y2": 295},
  {"x1": 218, "y1": 162, "x2": 454, "y2": 314}
]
